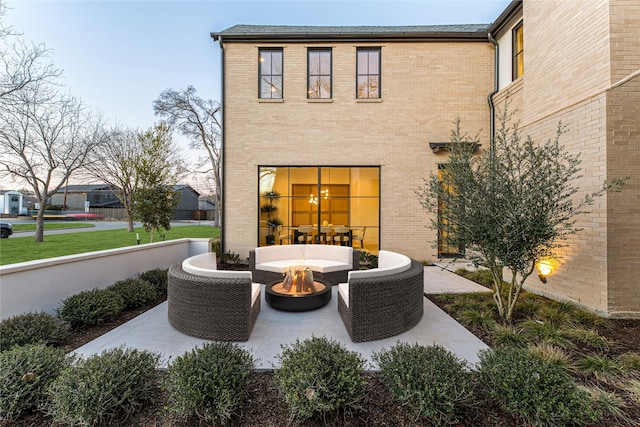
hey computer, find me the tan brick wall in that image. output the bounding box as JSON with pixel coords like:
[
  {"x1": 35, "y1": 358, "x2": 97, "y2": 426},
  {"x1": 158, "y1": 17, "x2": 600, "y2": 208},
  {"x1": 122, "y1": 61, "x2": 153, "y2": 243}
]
[
  {"x1": 523, "y1": 0, "x2": 611, "y2": 125},
  {"x1": 489, "y1": 0, "x2": 640, "y2": 316},
  {"x1": 222, "y1": 40, "x2": 493, "y2": 259},
  {"x1": 609, "y1": 0, "x2": 640, "y2": 83},
  {"x1": 606, "y1": 75, "x2": 640, "y2": 316},
  {"x1": 520, "y1": 94, "x2": 610, "y2": 313}
]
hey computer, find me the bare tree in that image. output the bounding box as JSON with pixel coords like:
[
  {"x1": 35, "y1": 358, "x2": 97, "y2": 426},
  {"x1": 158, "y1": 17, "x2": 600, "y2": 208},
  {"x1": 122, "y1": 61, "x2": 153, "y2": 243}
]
[
  {"x1": 153, "y1": 86, "x2": 222, "y2": 225},
  {"x1": 83, "y1": 126, "x2": 141, "y2": 232},
  {"x1": 0, "y1": 0, "x2": 61, "y2": 102},
  {"x1": 0, "y1": 81, "x2": 104, "y2": 242}
]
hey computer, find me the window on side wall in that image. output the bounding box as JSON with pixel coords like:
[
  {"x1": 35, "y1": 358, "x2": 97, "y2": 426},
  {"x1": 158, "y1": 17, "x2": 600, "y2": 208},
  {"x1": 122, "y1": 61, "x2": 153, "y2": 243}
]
[
  {"x1": 308, "y1": 48, "x2": 332, "y2": 99},
  {"x1": 512, "y1": 21, "x2": 524, "y2": 80},
  {"x1": 356, "y1": 47, "x2": 381, "y2": 99},
  {"x1": 259, "y1": 48, "x2": 283, "y2": 99}
]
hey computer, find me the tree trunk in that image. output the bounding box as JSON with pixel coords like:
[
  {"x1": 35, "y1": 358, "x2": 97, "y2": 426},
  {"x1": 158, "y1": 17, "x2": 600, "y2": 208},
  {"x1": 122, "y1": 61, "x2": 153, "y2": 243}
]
[
  {"x1": 127, "y1": 217, "x2": 134, "y2": 232},
  {"x1": 34, "y1": 201, "x2": 46, "y2": 242}
]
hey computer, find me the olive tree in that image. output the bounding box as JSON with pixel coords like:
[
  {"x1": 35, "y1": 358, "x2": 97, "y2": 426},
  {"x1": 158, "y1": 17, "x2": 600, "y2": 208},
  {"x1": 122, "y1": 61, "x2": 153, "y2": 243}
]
[{"x1": 415, "y1": 104, "x2": 625, "y2": 321}]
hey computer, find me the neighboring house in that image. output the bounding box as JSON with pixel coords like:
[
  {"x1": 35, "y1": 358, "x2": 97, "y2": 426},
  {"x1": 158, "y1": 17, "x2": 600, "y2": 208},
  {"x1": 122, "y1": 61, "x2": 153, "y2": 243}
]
[
  {"x1": 197, "y1": 197, "x2": 218, "y2": 223},
  {"x1": 173, "y1": 185, "x2": 200, "y2": 220},
  {"x1": 52, "y1": 184, "x2": 201, "y2": 220},
  {"x1": 210, "y1": 0, "x2": 639, "y2": 317},
  {"x1": 50, "y1": 185, "x2": 121, "y2": 210},
  {"x1": 0, "y1": 190, "x2": 24, "y2": 216}
]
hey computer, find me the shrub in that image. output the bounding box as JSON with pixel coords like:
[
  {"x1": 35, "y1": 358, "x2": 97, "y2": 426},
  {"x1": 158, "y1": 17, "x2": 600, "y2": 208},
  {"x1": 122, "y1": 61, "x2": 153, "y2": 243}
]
[
  {"x1": 492, "y1": 324, "x2": 527, "y2": 348},
  {"x1": 138, "y1": 268, "x2": 168, "y2": 298},
  {"x1": 0, "y1": 344, "x2": 72, "y2": 422},
  {"x1": 359, "y1": 250, "x2": 378, "y2": 269},
  {"x1": 577, "y1": 355, "x2": 626, "y2": 384},
  {"x1": 219, "y1": 250, "x2": 247, "y2": 265},
  {"x1": 373, "y1": 343, "x2": 475, "y2": 425},
  {"x1": 166, "y1": 342, "x2": 255, "y2": 424},
  {"x1": 57, "y1": 288, "x2": 125, "y2": 329},
  {"x1": 477, "y1": 346, "x2": 600, "y2": 426},
  {"x1": 0, "y1": 312, "x2": 70, "y2": 351},
  {"x1": 48, "y1": 346, "x2": 159, "y2": 426},
  {"x1": 274, "y1": 336, "x2": 367, "y2": 420},
  {"x1": 108, "y1": 277, "x2": 157, "y2": 310}
]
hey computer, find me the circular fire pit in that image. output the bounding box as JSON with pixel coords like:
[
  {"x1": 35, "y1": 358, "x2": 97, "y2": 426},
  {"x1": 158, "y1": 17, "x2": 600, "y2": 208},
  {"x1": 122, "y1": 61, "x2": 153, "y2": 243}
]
[{"x1": 265, "y1": 278, "x2": 331, "y2": 312}]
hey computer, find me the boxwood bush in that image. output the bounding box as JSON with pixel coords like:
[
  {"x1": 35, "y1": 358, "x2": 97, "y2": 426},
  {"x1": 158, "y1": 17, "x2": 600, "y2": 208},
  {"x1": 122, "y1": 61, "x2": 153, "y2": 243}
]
[
  {"x1": 166, "y1": 342, "x2": 255, "y2": 424},
  {"x1": 0, "y1": 344, "x2": 72, "y2": 422},
  {"x1": 0, "y1": 312, "x2": 70, "y2": 351},
  {"x1": 108, "y1": 278, "x2": 157, "y2": 310},
  {"x1": 48, "y1": 347, "x2": 159, "y2": 426},
  {"x1": 137, "y1": 268, "x2": 168, "y2": 298},
  {"x1": 477, "y1": 346, "x2": 601, "y2": 426},
  {"x1": 57, "y1": 288, "x2": 125, "y2": 329},
  {"x1": 374, "y1": 343, "x2": 475, "y2": 425},
  {"x1": 274, "y1": 336, "x2": 367, "y2": 420}
]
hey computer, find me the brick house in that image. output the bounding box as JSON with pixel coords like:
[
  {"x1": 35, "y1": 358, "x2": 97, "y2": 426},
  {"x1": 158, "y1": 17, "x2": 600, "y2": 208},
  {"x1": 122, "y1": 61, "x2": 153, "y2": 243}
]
[{"x1": 210, "y1": 0, "x2": 639, "y2": 317}]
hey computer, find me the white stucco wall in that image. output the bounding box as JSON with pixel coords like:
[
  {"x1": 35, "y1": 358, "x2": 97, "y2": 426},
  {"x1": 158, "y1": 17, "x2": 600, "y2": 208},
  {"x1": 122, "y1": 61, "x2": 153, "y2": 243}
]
[{"x1": 0, "y1": 238, "x2": 212, "y2": 319}]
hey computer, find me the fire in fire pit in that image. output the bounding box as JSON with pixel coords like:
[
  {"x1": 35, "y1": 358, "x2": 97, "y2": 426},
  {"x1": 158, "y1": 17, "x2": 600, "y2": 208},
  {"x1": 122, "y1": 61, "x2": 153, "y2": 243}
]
[{"x1": 282, "y1": 266, "x2": 317, "y2": 294}]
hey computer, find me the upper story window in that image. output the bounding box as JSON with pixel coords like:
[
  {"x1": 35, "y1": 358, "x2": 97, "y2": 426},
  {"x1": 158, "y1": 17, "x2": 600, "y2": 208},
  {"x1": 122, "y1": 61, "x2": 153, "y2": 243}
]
[
  {"x1": 512, "y1": 21, "x2": 524, "y2": 80},
  {"x1": 307, "y1": 48, "x2": 332, "y2": 99},
  {"x1": 259, "y1": 48, "x2": 283, "y2": 99},
  {"x1": 356, "y1": 47, "x2": 381, "y2": 99}
]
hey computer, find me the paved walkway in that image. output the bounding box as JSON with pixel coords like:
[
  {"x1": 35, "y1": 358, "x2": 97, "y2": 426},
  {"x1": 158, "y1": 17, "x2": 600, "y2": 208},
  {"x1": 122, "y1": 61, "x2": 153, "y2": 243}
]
[{"x1": 74, "y1": 266, "x2": 492, "y2": 370}]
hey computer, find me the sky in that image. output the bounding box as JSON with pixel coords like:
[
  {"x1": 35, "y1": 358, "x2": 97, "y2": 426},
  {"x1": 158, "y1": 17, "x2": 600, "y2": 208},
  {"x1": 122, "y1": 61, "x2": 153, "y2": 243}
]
[{"x1": 2, "y1": 0, "x2": 512, "y2": 193}]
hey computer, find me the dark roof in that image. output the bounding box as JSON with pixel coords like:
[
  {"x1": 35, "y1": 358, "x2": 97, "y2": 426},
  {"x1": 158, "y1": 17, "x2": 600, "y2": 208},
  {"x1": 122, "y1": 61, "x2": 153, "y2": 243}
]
[
  {"x1": 57, "y1": 184, "x2": 112, "y2": 193},
  {"x1": 174, "y1": 184, "x2": 200, "y2": 195},
  {"x1": 212, "y1": 24, "x2": 490, "y2": 42}
]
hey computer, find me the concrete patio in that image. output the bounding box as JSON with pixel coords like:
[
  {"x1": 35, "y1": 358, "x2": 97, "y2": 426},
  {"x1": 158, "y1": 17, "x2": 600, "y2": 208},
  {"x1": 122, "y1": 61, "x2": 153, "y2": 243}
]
[{"x1": 74, "y1": 266, "x2": 492, "y2": 370}]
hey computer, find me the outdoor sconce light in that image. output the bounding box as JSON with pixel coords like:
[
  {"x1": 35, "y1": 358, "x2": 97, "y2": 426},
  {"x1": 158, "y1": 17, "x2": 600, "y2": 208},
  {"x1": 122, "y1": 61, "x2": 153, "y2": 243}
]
[{"x1": 537, "y1": 261, "x2": 553, "y2": 283}]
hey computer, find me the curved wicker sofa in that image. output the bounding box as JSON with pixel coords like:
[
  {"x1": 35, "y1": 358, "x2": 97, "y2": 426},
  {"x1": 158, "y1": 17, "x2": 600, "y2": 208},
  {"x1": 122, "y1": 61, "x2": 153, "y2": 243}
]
[
  {"x1": 249, "y1": 245, "x2": 359, "y2": 285},
  {"x1": 337, "y1": 250, "x2": 424, "y2": 342},
  {"x1": 168, "y1": 253, "x2": 260, "y2": 341}
]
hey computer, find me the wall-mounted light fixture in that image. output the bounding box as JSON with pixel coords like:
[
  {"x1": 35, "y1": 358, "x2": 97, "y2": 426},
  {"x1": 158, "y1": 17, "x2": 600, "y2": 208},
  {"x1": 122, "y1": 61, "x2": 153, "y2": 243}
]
[{"x1": 537, "y1": 260, "x2": 553, "y2": 283}]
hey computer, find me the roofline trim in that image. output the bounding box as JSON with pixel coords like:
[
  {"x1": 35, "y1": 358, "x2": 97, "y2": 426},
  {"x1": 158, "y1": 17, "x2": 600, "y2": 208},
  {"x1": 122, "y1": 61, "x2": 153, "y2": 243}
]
[
  {"x1": 210, "y1": 31, "x2": 489, "y2": 43},
  {"x1": 487, "y1": 0, "x2": 523, "y2": 35}
]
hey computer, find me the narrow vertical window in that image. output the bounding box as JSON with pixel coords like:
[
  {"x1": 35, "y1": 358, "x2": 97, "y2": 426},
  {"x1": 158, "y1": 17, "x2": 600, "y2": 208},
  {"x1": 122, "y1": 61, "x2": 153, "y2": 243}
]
[
  {"x1": 259, "y1": 48, "x2": 283, "y2": 99},
  {"x1": 356, "y1": 47, "x2": 381, "y2": 99},
  {"x1": 307, "y1": 48, "x2": 332, "y2": 99},
  {"x1": 512, "y1": 21, "x2": 524, "y2": 80}
]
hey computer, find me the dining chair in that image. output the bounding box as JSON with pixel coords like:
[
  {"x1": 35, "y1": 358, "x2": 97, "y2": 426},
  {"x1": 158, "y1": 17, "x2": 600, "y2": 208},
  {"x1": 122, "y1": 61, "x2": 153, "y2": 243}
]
[
  {"x1": 319, "y1": 226, "x2": 332, "y2": 244},
  {"x1": 277, "y1": 225, "x2": 291, "y2": 245},
  {"x1": 332, "y1": 226, "x2": 350, "y2": 246},
  {"x1": 352, "y1": 226, "x2": 366, "y2": 249},
  {"x1": 297, "y1": 225, "x2": 313, "y2": 244}
]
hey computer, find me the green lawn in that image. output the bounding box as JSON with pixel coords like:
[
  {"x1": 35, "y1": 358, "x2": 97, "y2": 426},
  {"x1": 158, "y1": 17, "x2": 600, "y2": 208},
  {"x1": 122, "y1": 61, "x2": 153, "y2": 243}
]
[
  {"x1": 0, "y1": 225, "x2": 220, "y2": 265},
  {"x1": 10, "y1": 222, "x2": 94, "y2": 232}
]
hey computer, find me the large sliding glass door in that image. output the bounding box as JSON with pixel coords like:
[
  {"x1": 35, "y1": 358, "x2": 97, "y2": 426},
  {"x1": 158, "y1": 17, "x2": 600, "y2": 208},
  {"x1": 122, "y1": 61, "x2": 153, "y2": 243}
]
[{"x1": 258, "y1": 166, "x2": 379, "y2": 252}]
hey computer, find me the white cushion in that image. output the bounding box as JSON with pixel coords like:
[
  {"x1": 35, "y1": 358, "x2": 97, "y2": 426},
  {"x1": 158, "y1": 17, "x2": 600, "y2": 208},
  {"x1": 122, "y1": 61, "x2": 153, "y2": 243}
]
[
  {"x1": 251, "y1": 283, "x2": 261, "y2": 306},
  {"x1": 303, "y1": 259, "x2": 350, "y2": 273},
  {"x1": 338, "y1": 282, "x2": 349, "y2": 308},
  {"x1": 256, "y1": 260, "x2": 298, "y2": 273},
  {"x1": 182, "y1": 252, "x2": 217, "y2": 276},
  {"x1": 347, "y1": 250, "x2": 411, "y2": 280},
  {"x1": 254, "y1": 245, "x2": 305, "y2": 264},
  {"x1": 304, "y1": 245, "x2": 353, "y2": 264},
  {"x1": 378, "y1": 250, "x2": 411, "y2": 270}
]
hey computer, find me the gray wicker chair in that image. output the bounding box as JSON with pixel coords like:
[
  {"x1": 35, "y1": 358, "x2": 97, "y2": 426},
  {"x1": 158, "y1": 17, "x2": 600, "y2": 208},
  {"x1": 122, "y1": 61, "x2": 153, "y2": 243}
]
[
  {"x1": 167, "y1": 264, "x2": 260, "y2": 341},
  {"x1": 338, "y1": 259, "x2": 424, "y2": 342}
]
